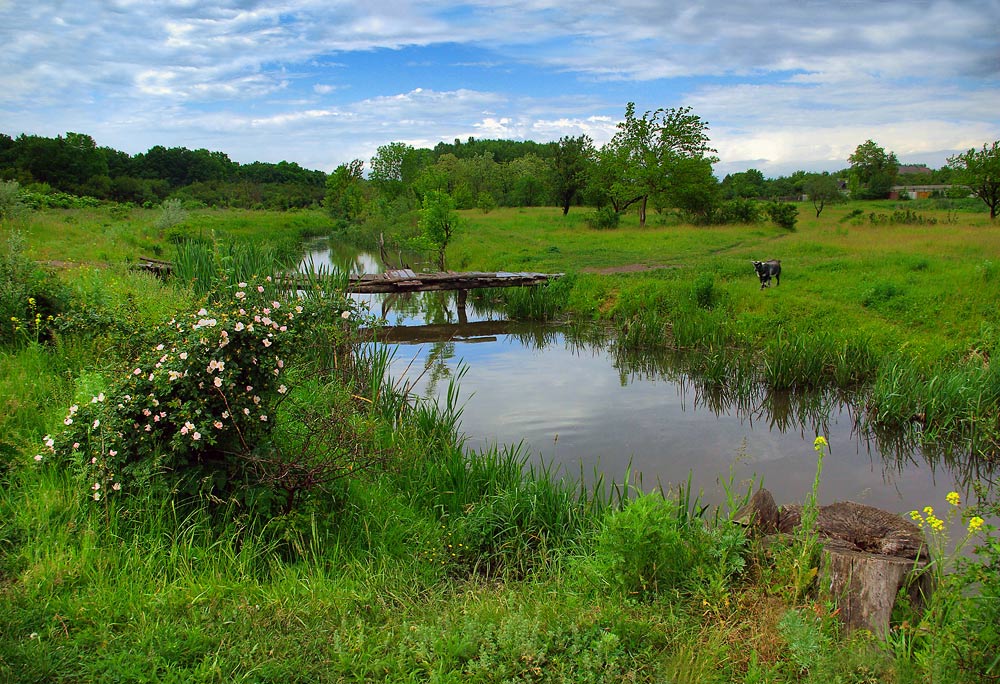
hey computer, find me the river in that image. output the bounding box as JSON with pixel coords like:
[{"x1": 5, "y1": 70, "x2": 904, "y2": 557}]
[{"x1": 301, "y1": 242, "x2": 994, "y2": 524}]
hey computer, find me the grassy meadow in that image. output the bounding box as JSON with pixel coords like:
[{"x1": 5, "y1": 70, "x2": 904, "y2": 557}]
[{"x1": 0, "y1": 202, "x2": 998, "y2": 682}]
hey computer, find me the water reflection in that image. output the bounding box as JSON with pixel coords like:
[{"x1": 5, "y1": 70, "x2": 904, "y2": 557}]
[{"x1": 299, "y1": 245, "x2": 996, "y2": 520}]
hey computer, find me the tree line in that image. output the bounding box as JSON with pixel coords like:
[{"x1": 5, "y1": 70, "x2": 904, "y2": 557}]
[
  {"x1": 2, "y1": 111, "x2": 997, "y2": 223},
  {"x1": 0, "y1": 132, "x2": 326, "y2": 210}
]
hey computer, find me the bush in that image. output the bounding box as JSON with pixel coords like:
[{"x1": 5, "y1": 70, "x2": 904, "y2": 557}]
[
  {"x1": 692, "y1": 273, "x2": 719, "y2": 310},
  {"x1": 0, "y1": 231, "x2": 69, "y2": 345},
  {"x1": 35, "y1": 277, "x2": 359, "y2": 511},
  {"x1": 766, "y1": 202, "x2": 798, "y2": 230},
  {"x1": 0, "y1": 181, "x2": 29, "y2": 222},
  {"x1": 714, "y1": 198, "x2": 761, "y2": 224},
  {"x1": 155, "y1": 198, "x2": 189, "y2": 235},
  {"x1": 586, "y1": 206, "x2": 621, "y2": 230},
  {"x1": 592, "y1": 492, "x2": 700, "y2": 598}
]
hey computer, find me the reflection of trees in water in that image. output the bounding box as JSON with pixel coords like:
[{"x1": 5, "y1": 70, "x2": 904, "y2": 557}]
[{"x1": 606, "y1": 342, "x2": 997, "y2": 494}]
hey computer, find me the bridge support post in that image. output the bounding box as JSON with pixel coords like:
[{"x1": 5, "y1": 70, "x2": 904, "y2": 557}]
[{"x1": 457, "y1": 290, "x2": 468, "y2": 325}]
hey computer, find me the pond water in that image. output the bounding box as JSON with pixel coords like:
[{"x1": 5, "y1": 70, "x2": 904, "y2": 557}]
[{"x1": 300, "y1": 242, "x2": 995, "y2": 524}]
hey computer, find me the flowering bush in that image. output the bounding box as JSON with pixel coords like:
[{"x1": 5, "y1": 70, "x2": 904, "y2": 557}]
[{"x1": 36, "y1": 277, "x2": 356, "y2": 506}]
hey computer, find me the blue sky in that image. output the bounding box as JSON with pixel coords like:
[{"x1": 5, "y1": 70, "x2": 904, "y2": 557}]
[{"x1": 2, "y1": 0, "x2": 998, "y2": 178}]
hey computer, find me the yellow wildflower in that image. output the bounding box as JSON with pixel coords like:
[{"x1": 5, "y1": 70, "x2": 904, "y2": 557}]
[
  {"x1": 946, "y1": 491, "x2": 961, "y2": 507},
  {"x1": 968, "y1": 517, "x2": 984, "y2": 533},
  {"x1": 813, "y1": 436, "x2": 828, "y2": 448},
  {"x1": 923, "y1": 506, "x2": 934, "y2": 517}
]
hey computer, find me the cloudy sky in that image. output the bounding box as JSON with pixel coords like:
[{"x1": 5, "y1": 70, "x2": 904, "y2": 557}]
[{"x1": 2, "y1": 0, "x2": 998, "y2": 177}]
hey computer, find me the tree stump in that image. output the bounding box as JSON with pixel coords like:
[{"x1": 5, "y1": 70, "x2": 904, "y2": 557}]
[{"x1": 740, "y1": 489, "x2": 932, "y2": 636}]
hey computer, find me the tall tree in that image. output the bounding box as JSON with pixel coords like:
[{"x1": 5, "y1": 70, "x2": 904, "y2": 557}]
[
  {"x1": 551, "y1": 135, "x2": 594, "y2": 215},
  {"x1": 948, "y1": 140, "x2": 1000, "y2": 219},
  {"x1": 324, "y1": 159, "x2": 365, "y2": 222},
  {"x1": 601, "y1": 103, "x2": 717, "y2": 226},
  {"x1": 369, "y1": 142, "x2": 424, "y2": 202},
  {"x1": 848, "y1": 140, "x2": 899, "y2": 200}
]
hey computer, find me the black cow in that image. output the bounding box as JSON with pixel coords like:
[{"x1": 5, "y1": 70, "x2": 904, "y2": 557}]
[{"x1": 752, "y1": 259, "x2": 781, "y2": 289}]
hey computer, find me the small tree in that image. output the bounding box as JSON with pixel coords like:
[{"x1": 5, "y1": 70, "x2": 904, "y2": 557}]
[
  {"x1": 419, "y1": 191, "x2": 459, "y2": 270},
  {"x1": 948, "y1": 140, "x2": 1000, "y2": 219},
  {"x1": 804, "y1": 174, "x2": 844, "y2": 217}
]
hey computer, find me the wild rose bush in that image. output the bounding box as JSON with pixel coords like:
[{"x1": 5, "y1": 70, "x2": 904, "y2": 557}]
[{"x1": 36, "y1": 277, "x2": 356, "y2": 505}]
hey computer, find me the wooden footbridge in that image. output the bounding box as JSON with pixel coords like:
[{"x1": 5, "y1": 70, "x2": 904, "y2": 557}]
[{"x1": 137, "y1": 257, "x2": 562, "y2": 305}]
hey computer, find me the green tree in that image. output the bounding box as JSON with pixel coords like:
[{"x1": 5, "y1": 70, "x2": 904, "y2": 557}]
[
  {"x1": 369, "y1": 142, "x2": 421, "y2": 202},
  {"x1": 552, "y1": 135, "x2": 595, "y2": 215},
  {"x1": 324, "y1": 159, "x2": 365, "y2": 222},
  {"x1": 601, "y1": 103, "x2": 717, "y2": 226},
  {"x1": 804, "y1": 173, "x2": 844, "y2": 217},
  {"x1": 418, "y1": 191, "x2": 459, "y2": 270},
  {"x1": 947, "y1": 140, "x2": 1000, "y2": 219},
  {"x1": 721, "y1": 169, "x2": 766, "y2": 199},
  {"x1": 848, "y1": 140, "x2": 899, "y2": 199}
]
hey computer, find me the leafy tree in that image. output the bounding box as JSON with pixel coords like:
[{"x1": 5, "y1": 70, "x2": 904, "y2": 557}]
[
  {"x1": 552, "y1": 135, "x2": 595, "y2": 215},
  {"x1": 721, "y1": 169, "x2": 766, "y2": 199},
  {"x1": 947, "y1": 140, "x2": 1000, "y2": 219},
  {"x1": 848, "y1": 140, "x2": 899, "y2": 199},
  {"x1": 369, "y1": 142, "x2": 420, "y2": 202},
  {"x1": 804, "y1": 173, "x2": 844, "y2": 217},
  {"x1": 324, "y1": 159, "x2": 365, "y2": 222},
  {"x1": 600, "y1": 103, "x2": 717, "y2": 226},
  {"x1": 507, "y1": 153, "x2": 552, "y2": 207},
  {"x1": 418, "y1": 191, "x2": 459, "y2": 270}
]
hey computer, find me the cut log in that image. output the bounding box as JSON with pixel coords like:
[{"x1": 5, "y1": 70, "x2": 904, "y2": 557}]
[
  {"x1": 820, "y1": 540, "x2": 933, "y2": 636},
  {"x1": 752, "y1": 489, "x2": 932, "y2": 636}
]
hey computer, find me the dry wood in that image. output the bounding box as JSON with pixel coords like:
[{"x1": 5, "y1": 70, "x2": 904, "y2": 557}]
[{"x1": 749, "y1": 488, "x2": 931, "y2": 635}]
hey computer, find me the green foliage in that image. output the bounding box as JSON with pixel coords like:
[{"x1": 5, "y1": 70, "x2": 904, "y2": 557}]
[
  {"x1": 766, "y1": 201, "x2": 799, "y2": 230},
  {"x1": 475, "y1": 190, "x2": 497, "y2": 214},
  {"x1": 585, "y1": 205, "x2": 621, "y2": 230},
  {"x1": 848, "y1": 139, "x2": 899, "y2": 199},
  {"x1": 947, "y1": 139, "x2": 1000, "y2": 219},
  {"x1": 0, "y1": 181, "x2": 29, "y2": 222},
  {"x1": 712, "y1": 197, "x2": 761, "y2": 224},
  {"x1": 587, "y1": 491, "x2": 743, "y2": 601},
  {"x1": 692, "y1": 272, "x2": 719, "y2": 309},
  {"x1": 0, "y1": 231, "x2": 69, "y2": 345},
  {"x1": 154, "y1": 197, "x2": 189, "y2": 236},
  {"x1": 37, "y1": 279, "x2": 358, "y2": 511},
  {"x1": 418, "y1": 190, "x2": 459, "y2": 269}
]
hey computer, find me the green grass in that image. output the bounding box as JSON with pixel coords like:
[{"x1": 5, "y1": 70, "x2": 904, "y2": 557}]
[{"x1": 1, "y1": 203, "x2": 998, "y2": 682}]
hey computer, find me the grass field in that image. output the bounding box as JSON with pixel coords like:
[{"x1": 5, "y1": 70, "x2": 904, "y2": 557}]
[{"x1": 1, "y1": 202, "x2": 998, "y2": 682}]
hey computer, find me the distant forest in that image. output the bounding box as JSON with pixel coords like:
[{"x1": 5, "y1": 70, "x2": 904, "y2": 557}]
[{"x1": 0, "y1": 129, "x2": 955, "y2": 214}]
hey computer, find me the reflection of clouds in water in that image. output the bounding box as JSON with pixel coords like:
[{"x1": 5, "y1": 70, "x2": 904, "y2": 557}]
[{"x1": 387, "y1": 332, "x2": 978, "y2": 530}]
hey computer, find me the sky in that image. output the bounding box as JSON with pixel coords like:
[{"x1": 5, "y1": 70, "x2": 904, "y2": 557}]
[{"x1": 2, "y1": 0, "x2": 999, "y2": 178}]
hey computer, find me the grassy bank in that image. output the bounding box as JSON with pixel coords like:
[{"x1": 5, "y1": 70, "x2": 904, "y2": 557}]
[
  {"x1": 452, "y1": 202, "x2": 1000, "y2": 451},
  {"x1": 1, "y1": 206, "x2": 998, "y2": 681}
]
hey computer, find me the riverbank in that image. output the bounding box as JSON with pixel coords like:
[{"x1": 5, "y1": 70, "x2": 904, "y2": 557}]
[{"x1": 1, "y1": 205, "x2": 998, "y2": 681}]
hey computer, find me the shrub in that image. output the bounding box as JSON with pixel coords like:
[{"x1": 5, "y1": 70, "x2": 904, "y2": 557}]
[
  {"x1": 592, "y1": 492, "x2": 699, "y2": 598},
  {"x1": 155, "y1": 198, "x2": 189, "y2": 235},
  {"x1": 0, "y1": 181, "x2": 29, "y2": 222},
  {"x1": 34, "y1": 277, "x2": 359, "y2": 511},
  {"x1": 714, "y1": 198, "x2": 761, "y2": 224},
  {"x1": 0, "y1": 231, "x2": 69, "y2": 345},
  {"x1": 586, "y1": 206, "x2": 621, "y2": 230},
  {"x1": 692, "y1": 273, "x2": 718, "y2": 310},
  {"x1": 766, "y1": 202, "x2": 798, "y2": 230}
]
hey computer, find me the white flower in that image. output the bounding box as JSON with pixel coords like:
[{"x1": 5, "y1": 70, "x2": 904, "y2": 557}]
[
  {"x1": 92, "y1": 419, "x2": 100, "y2": 429},
  {"x1": 34, "y1": 454, "x2": 43, "y2": 462},
  {"x1": 278, "y1": 385, "x2": 288, "y2": 394},
  {"x1": 341, "y1": 310, "x2": 351, "y2": 320}
]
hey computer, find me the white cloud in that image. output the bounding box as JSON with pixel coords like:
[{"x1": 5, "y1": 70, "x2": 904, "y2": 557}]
[{"x1": 0, "y1": 0, "x2": 995, "y2": 176}]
